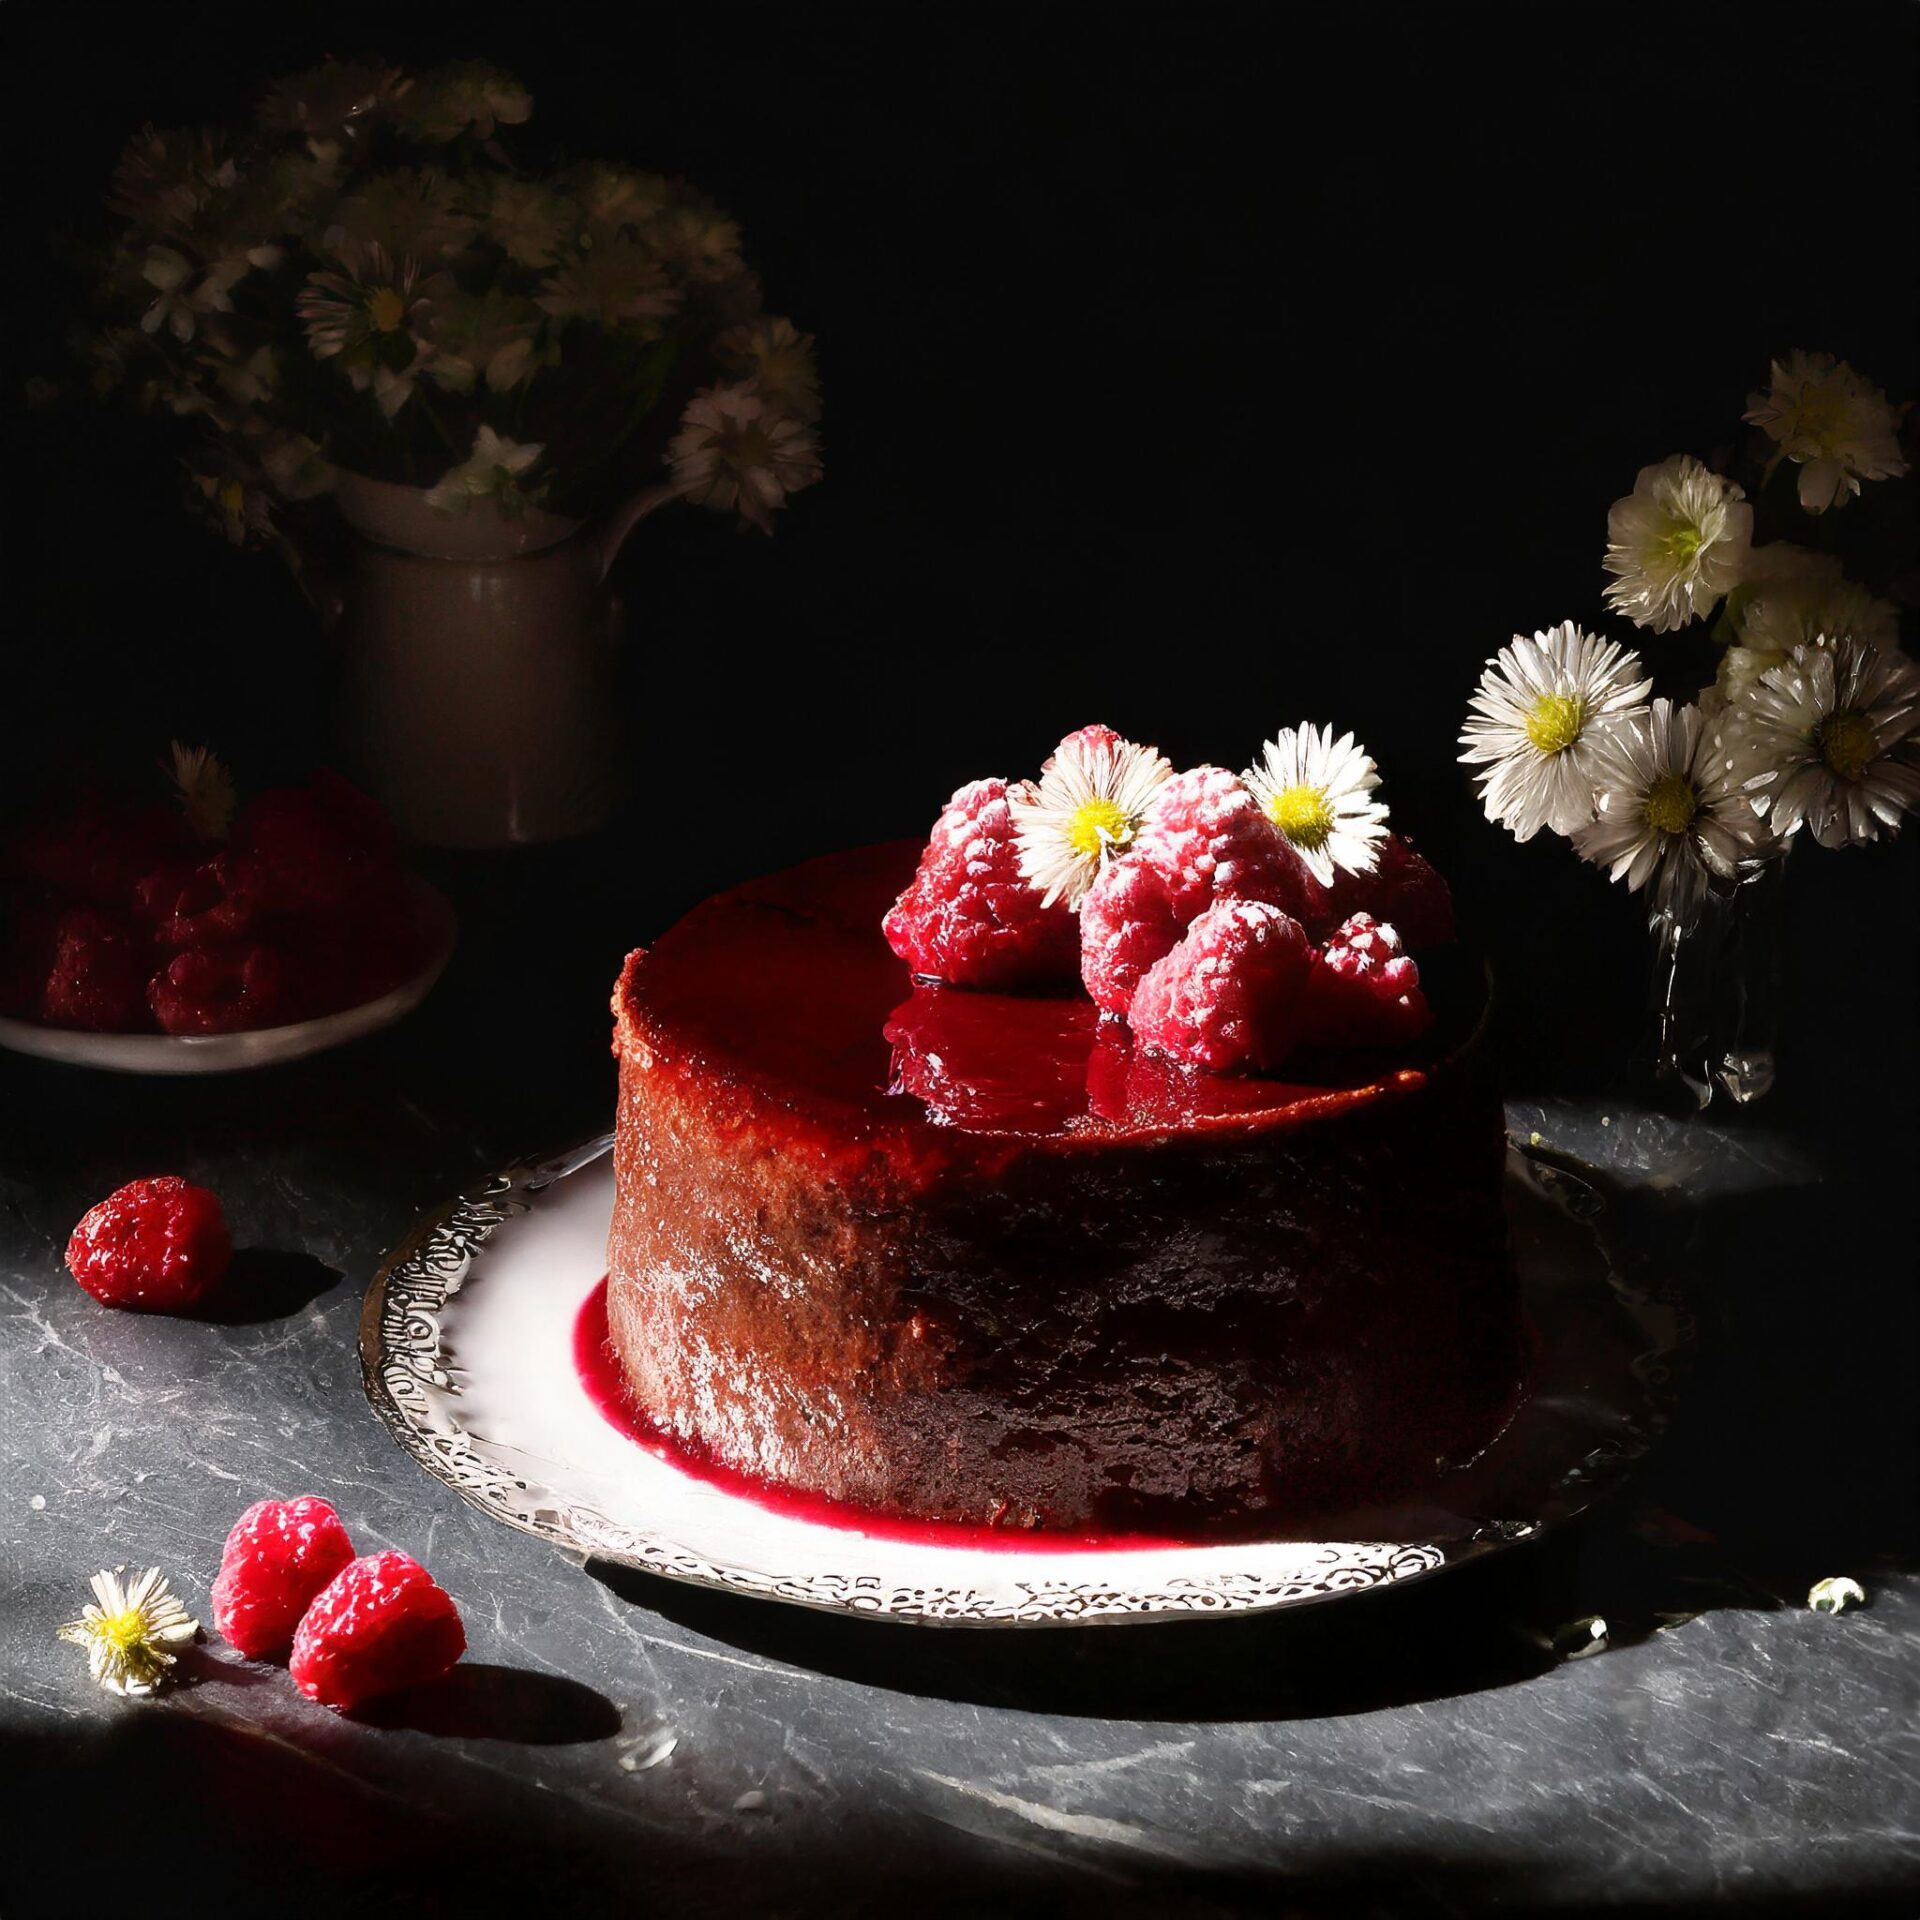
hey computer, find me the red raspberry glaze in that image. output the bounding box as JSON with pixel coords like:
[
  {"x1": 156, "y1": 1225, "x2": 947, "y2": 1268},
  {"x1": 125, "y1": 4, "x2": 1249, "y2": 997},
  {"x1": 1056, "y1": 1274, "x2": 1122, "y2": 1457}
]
[
  {"x1": 65, "y1": 1176, "x2": 232, "y2": 1312},
  {"x1": 212, "y1": 1496, "x2": 357, "y2": 1658},
  {"x1": 290, "y1": 1550, "x2": 466, "y2": 1711},
  {"x1": 884, "y1": 778, "x2": 1079, "y2": 988},
  {"x1": 1129, "y1": 899, "x2": 1316, "y2": 1071}
]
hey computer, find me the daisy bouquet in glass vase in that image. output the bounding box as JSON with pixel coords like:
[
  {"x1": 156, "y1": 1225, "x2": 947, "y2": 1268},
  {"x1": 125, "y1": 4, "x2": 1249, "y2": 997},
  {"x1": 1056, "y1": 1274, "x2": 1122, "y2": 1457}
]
[
  {"x1": 1461, "y1": 352, "x2": 1918, "y2": 1109},
  {"x1": 84, "y1": 57, "x2": 822, "y2": 560}
]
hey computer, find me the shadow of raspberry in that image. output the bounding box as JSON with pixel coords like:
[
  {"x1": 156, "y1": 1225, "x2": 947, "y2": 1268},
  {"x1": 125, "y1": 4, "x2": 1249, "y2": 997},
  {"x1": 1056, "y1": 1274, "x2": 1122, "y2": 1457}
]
[
  {"x1": 352, "y1": 1662, "x2": 622, "y2": 1745},
  {"x1": 191, "y1": 1247, "x2": 342, "y2": 1324}
]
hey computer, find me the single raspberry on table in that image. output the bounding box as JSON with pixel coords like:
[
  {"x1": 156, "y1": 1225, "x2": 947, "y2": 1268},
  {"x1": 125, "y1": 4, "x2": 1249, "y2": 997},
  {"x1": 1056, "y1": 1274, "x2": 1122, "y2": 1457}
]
[
  {"x1": 1305, "y1": 833, "x2": 1455, "y2": 947},
  {"x1": 40, "y1": 908, "x2": 152, "y2": 1031},
  {"x1": 1302, "y1": 912, "x2": 1433, "y2": 1047},
  {"x1": 290, "y1": 1550, "x2": 466, "y2": 1711},
  {"x1": 65, "y1": 1176, "x2": 232, "y2": 1312},
  {"x1": 148, "y1": 943, "x2": 291, "y2": 1034},
  {"x1": 1129, "y1": 898, "x2": 1316, "y2": 1072},
  {"x1": 884, "y1": 777, "x2": 1079, "y2": 988},
  {"x1": 212, "y1": 1496, "x2": 357, "y2": 1659}
]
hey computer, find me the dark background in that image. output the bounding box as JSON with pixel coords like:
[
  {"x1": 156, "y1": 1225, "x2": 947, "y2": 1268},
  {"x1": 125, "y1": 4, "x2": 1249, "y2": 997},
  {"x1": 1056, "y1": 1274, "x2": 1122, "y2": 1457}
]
[{"x1": 0, "y1": 3, "x2": 1914, "y2": 1115}]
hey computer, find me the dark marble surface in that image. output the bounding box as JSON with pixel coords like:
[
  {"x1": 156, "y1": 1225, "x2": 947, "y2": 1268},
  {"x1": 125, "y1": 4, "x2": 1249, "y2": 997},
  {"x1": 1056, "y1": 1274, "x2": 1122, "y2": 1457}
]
[{"x1": 3, "y1": 844, "x2": 1916, "y2": 1920}]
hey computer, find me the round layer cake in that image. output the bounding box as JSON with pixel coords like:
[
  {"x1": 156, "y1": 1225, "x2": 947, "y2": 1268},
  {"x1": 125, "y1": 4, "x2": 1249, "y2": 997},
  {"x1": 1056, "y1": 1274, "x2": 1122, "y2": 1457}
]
[{"x1": 606, "y1": 842, "x2": 1520, "y2": 1533}]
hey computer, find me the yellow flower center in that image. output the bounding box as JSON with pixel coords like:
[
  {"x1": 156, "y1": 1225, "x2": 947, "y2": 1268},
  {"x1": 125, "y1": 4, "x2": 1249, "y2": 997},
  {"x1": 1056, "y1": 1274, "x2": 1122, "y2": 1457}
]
[
  {"x1": 1660, "y1": 524, "x2": 1703, "y2": 565},
  {"x1": 1265, "y1": 783, "x2": 1335, "y2": 852},
  {"x1": 1644, "y1": 773, "x2": 1698, "y2": 835},
  {"x1": 1818, "y1": 709, "x2": 1875, "y2": 781},
  {"x1": 1525, "y1": 693, "x2": 1587, "y2": 756},
  {"x1": 1791, "y1": 386, "x2": 1846, "y2": 450},
  {"x1": 1066, "y1": 797, "x2": 1131, "y2": 859},
  {"x1": 368, "y1": 286, "x2": 408, "y2": 333},
  {"x1": 97, "y1": 1608, "x2": 151, "y2": 1655},
  {"x1": 218, "y1": 480, "x2": 245, "y2": 516}
]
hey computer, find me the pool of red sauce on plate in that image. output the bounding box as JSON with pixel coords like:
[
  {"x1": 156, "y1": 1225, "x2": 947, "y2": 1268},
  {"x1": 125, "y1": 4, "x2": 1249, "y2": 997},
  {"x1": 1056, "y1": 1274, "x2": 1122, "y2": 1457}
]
[{"x1": 574, "y1": 1278, "x2": 1206, "y2": 1554}]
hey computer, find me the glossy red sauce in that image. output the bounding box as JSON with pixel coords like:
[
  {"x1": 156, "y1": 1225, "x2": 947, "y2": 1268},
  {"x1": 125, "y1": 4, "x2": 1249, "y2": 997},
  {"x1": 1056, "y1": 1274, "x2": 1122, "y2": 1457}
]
[{"x1": 624, "y1": 842, "x2": 1466, "y2": 1148}]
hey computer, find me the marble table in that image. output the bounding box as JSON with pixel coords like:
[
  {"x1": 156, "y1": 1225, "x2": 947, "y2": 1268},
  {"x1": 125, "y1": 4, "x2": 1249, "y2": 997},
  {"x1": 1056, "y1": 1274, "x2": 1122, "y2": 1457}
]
[{"x1": 4, "y1": 845, "x2": 1915, "y2": 1918}]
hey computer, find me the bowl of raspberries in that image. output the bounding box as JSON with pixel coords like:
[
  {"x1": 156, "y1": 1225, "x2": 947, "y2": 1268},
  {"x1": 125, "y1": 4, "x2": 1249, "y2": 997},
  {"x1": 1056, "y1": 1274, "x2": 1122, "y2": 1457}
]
[{"x1": 0, "y1": 754, "x2": 455, "y2": 1073}]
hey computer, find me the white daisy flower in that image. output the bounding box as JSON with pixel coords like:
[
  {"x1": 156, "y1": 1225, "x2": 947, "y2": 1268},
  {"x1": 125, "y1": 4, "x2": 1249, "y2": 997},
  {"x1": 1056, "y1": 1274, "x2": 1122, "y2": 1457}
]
[
  {"x1": 57, "y1": 1566, "x2": 198, "y2": 1696},
  {"x1": 1459, "y1": 622, "x2": 1653, "y2": 841},
  {"x1": 1743, "y1": 351, "x2": 1909, "y2": 514},
  {"x1": 666, "y1": 382, "x2": 822, "y2": 533},
  {"x1": 402, "y1": 62, "x2": 534, "y2": 144},
  {"x1": 424, "y1": 426, "x2": 545, "y2": 517},
  {"x1": 715, "y1": 316, "x2": 821, "y2": 422},
  {"x1": 1242, "y1": 723, "x2": 1389, "y2": 886},
  {"x1": 139, "y1": 246, "x2": 248, "y2": 344},
  {"x1": 535, "y1": 238, "x2": 680, "y2": 332},
  {"x1": 1007, "y1": 724, "x2": 1174, "y2": 908},
  {"x1": 1724, "y1": 542, "x2": 1899, "y2": 658},
  {"x1": 1602, "y1": 454, "x2": 1752, "y2": 633},
  {"x1": 1571, "y1": 698, "x2": 1770, "y2": 920},
  {"x1": 165, "y1": 742, "x2": 237, "y2": 841},
  {"x1": 297, "y1": 246, "x2": 450, "y2": 417},
  {"x1": 1732, "y1": 635, "x2": 1920, "y2": 849}
]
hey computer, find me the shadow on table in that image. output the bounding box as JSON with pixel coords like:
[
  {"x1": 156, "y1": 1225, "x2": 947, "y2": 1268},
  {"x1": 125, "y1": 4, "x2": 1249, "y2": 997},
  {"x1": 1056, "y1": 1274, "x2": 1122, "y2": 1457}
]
[
  {"x1": 192, "y1": 1247, "x2": 344, "y2": 1324},
  {"x1": 4, "y1": 1708, "x2": 1917, "y2": 1920}
]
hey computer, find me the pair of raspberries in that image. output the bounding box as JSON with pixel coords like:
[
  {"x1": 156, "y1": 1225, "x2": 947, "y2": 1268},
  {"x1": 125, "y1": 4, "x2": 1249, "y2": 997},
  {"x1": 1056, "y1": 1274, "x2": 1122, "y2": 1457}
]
[{"x1": 212, "y1": 1496, "x2": 465, "y2": 1711}]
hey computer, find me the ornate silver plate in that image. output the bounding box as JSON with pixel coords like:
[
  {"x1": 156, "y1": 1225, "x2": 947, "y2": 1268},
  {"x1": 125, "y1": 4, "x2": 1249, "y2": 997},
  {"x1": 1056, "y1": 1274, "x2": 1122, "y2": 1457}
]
[{"x1": 360, "y1": 1138, "x2": 1687, "y2": 1628}]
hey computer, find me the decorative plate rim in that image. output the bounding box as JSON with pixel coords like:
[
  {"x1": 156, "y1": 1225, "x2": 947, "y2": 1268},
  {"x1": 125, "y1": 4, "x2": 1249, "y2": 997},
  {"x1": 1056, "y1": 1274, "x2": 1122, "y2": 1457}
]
[
  {"x1": 358, "y1": 1134, "x2": 1690, "y2": 1629},
  {"x1": 0, "y1": 878, "x2": 456, "y2": 1075}
]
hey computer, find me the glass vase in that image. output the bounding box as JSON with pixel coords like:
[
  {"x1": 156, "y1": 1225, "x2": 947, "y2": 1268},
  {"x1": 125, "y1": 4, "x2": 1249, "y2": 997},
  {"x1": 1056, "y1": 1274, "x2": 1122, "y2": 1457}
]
[{"x1": 1646, "y1": 854, "x2": 1788, "y2": 1112}]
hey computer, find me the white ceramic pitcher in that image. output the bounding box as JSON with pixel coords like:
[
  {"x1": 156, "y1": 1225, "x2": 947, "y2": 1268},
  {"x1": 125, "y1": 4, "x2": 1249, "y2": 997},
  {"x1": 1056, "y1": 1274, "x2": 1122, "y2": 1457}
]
[{"x1": 323, "y1": 472, "x2": 674, "y2": 849}]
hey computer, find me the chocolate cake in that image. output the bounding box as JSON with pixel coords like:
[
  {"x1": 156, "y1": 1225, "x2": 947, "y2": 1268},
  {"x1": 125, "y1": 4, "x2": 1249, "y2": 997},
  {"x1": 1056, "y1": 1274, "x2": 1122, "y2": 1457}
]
[{"x1": 606, "y1": 842, "x2": 1520, "y2": 1534}]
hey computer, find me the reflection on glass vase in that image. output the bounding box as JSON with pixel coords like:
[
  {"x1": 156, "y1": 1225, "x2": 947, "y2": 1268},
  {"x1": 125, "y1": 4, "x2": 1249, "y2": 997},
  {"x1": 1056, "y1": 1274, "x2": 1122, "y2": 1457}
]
[{"x1": 1646, "y1": 852, "x2": 1789, "y2": 1112}]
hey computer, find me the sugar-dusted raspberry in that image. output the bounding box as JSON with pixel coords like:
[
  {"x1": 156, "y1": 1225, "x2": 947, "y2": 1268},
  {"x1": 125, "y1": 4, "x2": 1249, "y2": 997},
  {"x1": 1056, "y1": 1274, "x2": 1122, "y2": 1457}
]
[
  {"x1": 1306, "y1": 833, "x2": 1455, "y2": 947},
  {"x1": 212, "y1": 1496, "x2": 357, "y2": 1659},
  {"x1": 148, "y1": 943, "x2": 291, "y2": 1035},
  {"x1": 1129, "y1": 899, "x2": 1315, "y2": 1072},
  {"x1": 884, "y1": 778, "x2": 1079, "y2": 988},
  {"x1": 1303, "y1": 913, "x2": 1433, "y2": 1047},
  {"x1": 290, "y1": 1550, "x2": 466, "y2": 1711},
  {"x1": 65, "y1": 1175, "x2": 232, "y2": 1312},
  {"x1": 1132, "y1": 767, "x2": 1320, "y2": 924},
  {"x1": 1078, "y1": 850, "x2": 1185, "y2": 1016},
  {"x1": 40, "y1": 909, "x2": 151, "y2": 1031}
]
